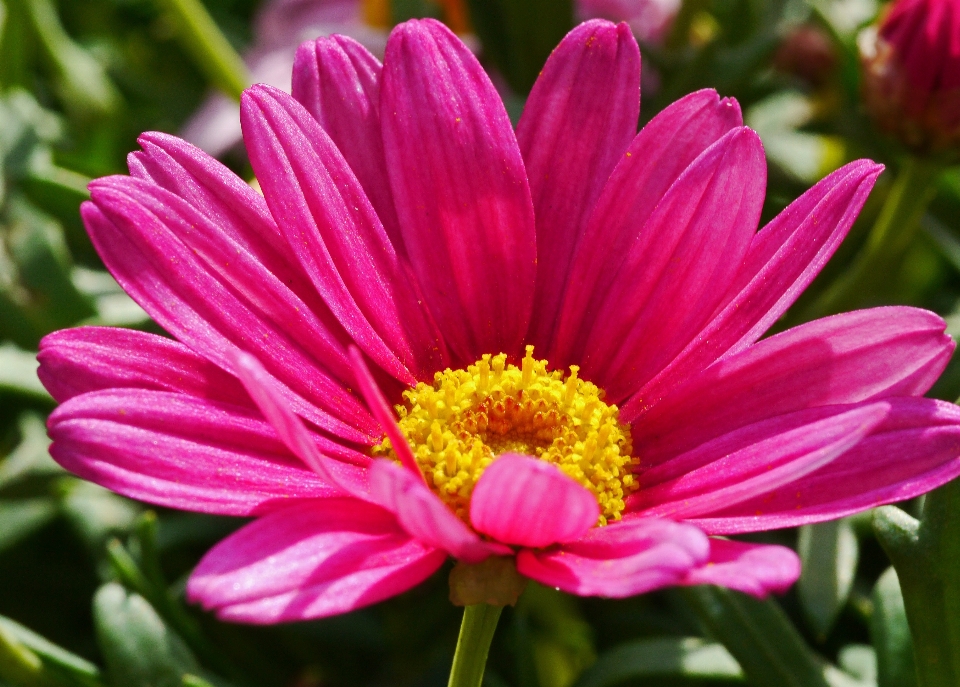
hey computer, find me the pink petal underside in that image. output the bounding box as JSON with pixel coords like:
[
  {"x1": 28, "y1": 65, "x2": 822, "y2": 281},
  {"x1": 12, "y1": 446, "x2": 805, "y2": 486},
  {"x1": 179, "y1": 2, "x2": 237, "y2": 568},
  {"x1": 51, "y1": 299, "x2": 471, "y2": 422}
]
[
  {"x1": 627, "y1": 307, "x2": 954, "y2": 464},
  {"x1": 631, "y1": 402, "x2": 889, "y2": 519},
  {"x1": 517, "y1": 20, "x2": 641, "y2": 349},
  {"x1": 681, "y1": 539, "x2": 801, "y2": 597},
  {"x1": 38, "y1": 326, "x2": 251, "y2": 406},
  {"x1": 241, "y1": 84, "x2": 446, "y2": 383},
  {"x1": 579, "y1": 127, "x2": 767, "y2": 402},
  {"x1": 380, "y1": 19, "x2": 537, "y2": 364},
  {"x1": 686, "y1": 397, "x2": 960, "y2": 534},
  {"x1": 82, "y1": 188, "x2": 376, "y2": 445},
  {"x1": 631, "y1": 159, "x2": 884, "y2": 412},
  {"x1": 551, "y1": 89, "x2": 742, "y2": 366},
  {"x1": 230, "y1": 351, "x2": 371, "y2": 497},
  {"x1": 516, "y1": 518, "x2": 710, "y2": 598},
  {"x1": 470, "y1": 453, "x2": 599, "y2": 548},
  {"x1": 368, "y1": 459, "x2": 510, "y2": 563},
  {"x1": 47, "y1": 389, "x2": 361, "y2": 516},
  {"x1": 187, "y1": 500, "x2": 446, "y2": 623},
  {"x1": 291, "y1": 35, "x2": 405, "y2": 257}
]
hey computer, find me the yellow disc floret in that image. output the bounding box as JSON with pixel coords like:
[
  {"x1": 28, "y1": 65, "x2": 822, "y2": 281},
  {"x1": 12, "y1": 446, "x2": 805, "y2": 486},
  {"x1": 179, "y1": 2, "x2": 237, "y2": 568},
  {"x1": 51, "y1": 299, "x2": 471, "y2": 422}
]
[{"x1": 372, "y1": 346, "x2": 639, "y2": 527}]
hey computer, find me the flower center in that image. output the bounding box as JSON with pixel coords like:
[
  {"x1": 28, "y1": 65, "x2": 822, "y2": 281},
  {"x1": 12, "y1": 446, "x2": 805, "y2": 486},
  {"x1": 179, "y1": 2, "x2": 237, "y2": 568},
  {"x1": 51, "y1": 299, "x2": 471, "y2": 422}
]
[{"x1": 372, "y1": 346, "x2": 638, "y2": 526}]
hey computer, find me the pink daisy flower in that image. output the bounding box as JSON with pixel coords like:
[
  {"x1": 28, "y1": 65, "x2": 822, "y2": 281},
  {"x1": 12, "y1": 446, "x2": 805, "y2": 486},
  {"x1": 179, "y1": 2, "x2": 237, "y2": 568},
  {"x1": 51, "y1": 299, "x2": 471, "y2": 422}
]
[{"x1": 39, "y1": 19, "x2": 960, "y2": 623}]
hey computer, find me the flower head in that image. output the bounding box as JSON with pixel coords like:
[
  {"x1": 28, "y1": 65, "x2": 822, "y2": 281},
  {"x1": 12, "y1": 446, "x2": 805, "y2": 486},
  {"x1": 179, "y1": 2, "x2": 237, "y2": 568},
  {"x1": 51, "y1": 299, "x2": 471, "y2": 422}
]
[
  {"x1": 39, "y1": 18, "x2": 960, "y2": 623},
  {"x1": 860, "y1": 0, "x2": 960, "y2": 153}
]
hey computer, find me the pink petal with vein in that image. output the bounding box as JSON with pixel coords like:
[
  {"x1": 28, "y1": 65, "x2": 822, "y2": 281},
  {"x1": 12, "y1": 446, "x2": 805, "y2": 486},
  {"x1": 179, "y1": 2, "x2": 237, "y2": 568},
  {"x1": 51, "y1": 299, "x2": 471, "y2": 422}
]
[
  {"x1": 634, "y1": 403, "x2": 888, "y2": 518},
  {"x1": 82, "y1": 188, "x2": 375, "y2": 444},
  {"x1": 687, "y1": 397, "x2": 960, "y2": 533},
  {"x1": 381, "y1": 19, "x2": 536, "y2": 363},
  {"x1": 627, "y1": 307, "x2": 954, "y2": 462},
  {"x1": 518, "y1": 20, "x2": 640, "y2": 347},
  {"x1": 517, "y1": 518, "x2": 710, "y2": 597},
  {"x1": 188, "y1": 500, "x2": 446, "y2": 623},
  {"x1": 241, "y1": 84, "x2": 445, "y2": 382},
  {"x1": 632, "y1": 159, "x2": 884, "y2": 410},
  {"x1": 552, "y1": 89, "x2": 742, "y2": 364},
  {"x1": 470, "y1": 454, "x2": 599, "y2": 548},
  {"x1": 230, "y1": 351, "x2": 371, "y2": 497},
  {"x1": 48, "y1": 389, "x2": 352, "y2": 515},
  {"x1": 368, "y1": 460, "x2": 509, "y2": 563},
  {"x1": 38, "y1": 327, "x2": 250, "y2": 406},
  {"x1": 681, "y1": 539, "x2": 801, "y2": 597},
  {"x1": 291, "y1": 35, "x2": 405, "y2": 256},
  {"x1": 581, "y1": 127, "x2": 766, "y2": 401}
]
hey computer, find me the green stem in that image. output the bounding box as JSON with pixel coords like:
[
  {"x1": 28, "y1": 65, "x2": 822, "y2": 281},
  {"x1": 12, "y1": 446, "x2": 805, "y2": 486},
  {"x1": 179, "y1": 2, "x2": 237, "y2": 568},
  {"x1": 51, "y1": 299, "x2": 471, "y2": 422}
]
[
  {"x1": 155, "y1": 0, "x2": 250, "y2": 101},
  {"x1": 447, "y1": 604, "x2": 502, "y2": 687},
  {"x1": 804, "y1": 156, "x2": 941, "y2": 319},
  {"x1": 874, "y1": 479, "x2": 960, "y2": 686}
]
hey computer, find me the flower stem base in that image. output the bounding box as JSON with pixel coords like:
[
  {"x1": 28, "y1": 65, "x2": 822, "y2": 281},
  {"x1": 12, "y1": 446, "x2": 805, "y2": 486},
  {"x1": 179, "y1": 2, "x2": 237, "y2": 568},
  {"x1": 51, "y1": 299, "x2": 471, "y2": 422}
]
[{"x1": 447, "y1": 603, "x2": 503, "y2": 687}]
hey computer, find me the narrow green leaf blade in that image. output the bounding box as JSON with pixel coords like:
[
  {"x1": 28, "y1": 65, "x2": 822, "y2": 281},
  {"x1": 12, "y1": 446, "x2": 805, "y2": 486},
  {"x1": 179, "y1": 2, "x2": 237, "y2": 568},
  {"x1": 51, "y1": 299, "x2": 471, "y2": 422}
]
[
  {"x1": 574, "y1": 637, "x2": 744, "y2": 687},
  {"x1": 798, "y1": 518, "x2": 859, "y2": 638},
  {"x1": 869, "y1": 568, "x2": 916, "y2": 687}
]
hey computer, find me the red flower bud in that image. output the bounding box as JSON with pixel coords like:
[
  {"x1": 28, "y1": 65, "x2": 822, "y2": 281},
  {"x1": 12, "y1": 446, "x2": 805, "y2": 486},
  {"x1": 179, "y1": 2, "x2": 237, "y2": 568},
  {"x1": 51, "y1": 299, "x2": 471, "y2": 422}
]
[{"x1": 860, "y1": 0, "x2": 960, "y2": 154}]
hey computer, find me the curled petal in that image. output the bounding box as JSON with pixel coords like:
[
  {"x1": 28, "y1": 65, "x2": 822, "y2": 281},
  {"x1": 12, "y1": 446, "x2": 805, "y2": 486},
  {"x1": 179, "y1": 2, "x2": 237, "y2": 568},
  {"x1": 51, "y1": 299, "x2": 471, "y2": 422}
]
[
  {"x1": 470, "y1": 453, "x2": 599, "y2": 548},
  {"x1": 188, "y1": 500, "x2": 446, "y2": 623},
  {"x1": 368, "y1": 460, "x2": 510, "y2": 563},
  {"x1": 681, "y1": 539, "x2": 801, "y2": 597},
  {"x1": 517, "y1": 518, "x2": 710, "y2": 597}
]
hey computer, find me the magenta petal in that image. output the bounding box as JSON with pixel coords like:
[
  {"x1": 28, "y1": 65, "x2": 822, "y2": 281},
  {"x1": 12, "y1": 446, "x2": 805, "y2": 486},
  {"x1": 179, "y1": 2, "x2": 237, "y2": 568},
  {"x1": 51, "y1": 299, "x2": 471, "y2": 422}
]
[
  {"x1": 230, "y1": 351, "x2": 371, "y2": 497},
  {"x1": 380, "y1": 19, "x2": 537, "y2": 363},
  {"x1": 627, "y1": 307, "x2": 954, "y2": 462},
  {"x1": 517, "y1": 20, "x2": 640, "y2": 347},
  {"x1": 681, "y1": 539, "x2": 801, "y2": 597},
  {"x1": 470, "y1": 454, "x2": 599, "y2": 548},
  {"x1": 517, "y1": 518, "x2": 710, "y2": 597},
  {"x1": 581, "y1": 127, "x2": 767, "y2": 401},
  {"x1": 552, "y1": 89, "x2": 742, "y2": 364},
  {"x1": 633, "y1": 402, "x2": 888, "y2": 519},
  {"x1": 38, "y1": 327, "x2": 250, "y2": 406},
  {"x1": 633, "y1": 160, "x2": 884, "y2": 410},
  {"x1": 47, "y1": 389, "x2": 351, "y2": 515},
  {"x1": 368, "y1": 460, "x2": 509, "y2": 563},
  {"x1": 241, "y1": 84, "x2": 445, "y2": 382},
  {"x1": 82, "y1": 187, "x2": 375, "y2": 444},
  {"x1": 688, "y1": 397, "x2": 960, "y2": 533},
  {"x1": 291, "y1": 35, "x2": 405, "y2": 256},
  {"x1": 187, "y1": 500, "x2": 446, "y2": 623}
]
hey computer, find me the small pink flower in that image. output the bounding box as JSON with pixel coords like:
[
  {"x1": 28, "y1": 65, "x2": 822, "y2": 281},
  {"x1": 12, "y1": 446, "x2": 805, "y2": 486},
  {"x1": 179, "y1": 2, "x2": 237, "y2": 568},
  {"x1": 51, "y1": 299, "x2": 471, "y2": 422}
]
[{"x1": 40, "y1": 19, "x2": 960, "y2": 623}]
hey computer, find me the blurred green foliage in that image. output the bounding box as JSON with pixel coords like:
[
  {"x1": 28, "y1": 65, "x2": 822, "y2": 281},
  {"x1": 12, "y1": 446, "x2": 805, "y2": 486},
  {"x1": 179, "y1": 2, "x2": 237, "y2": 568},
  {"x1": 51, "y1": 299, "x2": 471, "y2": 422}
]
[{"x1": 1, "y1": 0, "x2": 960, "y2": 686}]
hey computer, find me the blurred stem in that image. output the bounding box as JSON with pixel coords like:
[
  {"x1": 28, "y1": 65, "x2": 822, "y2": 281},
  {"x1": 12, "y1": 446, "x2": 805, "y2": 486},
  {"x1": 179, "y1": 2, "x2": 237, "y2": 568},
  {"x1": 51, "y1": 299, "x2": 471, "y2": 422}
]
[
  {"x1": 804, "y1": 156, "x2": 941, "y2": 319},
  {"x1": 874, "y1": 479, "x2": 960, "y2": 686},
  {"x1": 448, "y1": 604, "x2": 502, "y2": 687},
  {"x1": 154, "y1": 0, "x2": 249, "y2": 101}
]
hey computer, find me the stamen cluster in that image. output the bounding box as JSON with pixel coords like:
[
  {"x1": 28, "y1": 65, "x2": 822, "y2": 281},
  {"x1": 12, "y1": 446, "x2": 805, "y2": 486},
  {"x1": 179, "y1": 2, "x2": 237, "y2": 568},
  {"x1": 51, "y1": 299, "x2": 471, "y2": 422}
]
[{"x1": 374, "y1": 347, "x2": 638, "y2": 525}]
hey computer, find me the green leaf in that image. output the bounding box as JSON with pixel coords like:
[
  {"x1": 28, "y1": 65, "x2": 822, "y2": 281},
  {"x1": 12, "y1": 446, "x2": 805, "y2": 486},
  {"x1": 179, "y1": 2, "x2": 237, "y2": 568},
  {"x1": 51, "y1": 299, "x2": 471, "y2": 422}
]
[
  {"x1": 0, "y1": 615, "x2": 103, "y2": 687},
  {"x1": 681, "y1": 586, "x2": 831, "y2": 687},
  {"x1": 0, "y1": 498, "x2": 56, "y2": 552},
  {"x1": 61, "y1": 481, "x2": 141, "y2": 549},
  {"x1": 573, "y1": 637, "x2": 744, "y2": 687},
  {"x1": 93, "y1": 583, "x2": 200, "y2": 687},
  {"x1": 0, "y1": 413, "x2": 60, "y2": 491},
  {"x1": 869, "y1": 568, "x2": 916, "y2": 687},
  {"x1": 0, "y1": 344, "x2": 50, "y2": 402},
  {"x1": 798, "y1": 518, "x2": 859, "y2": 639},
  {"x1": 837, "y1": 645, "x2": 876, "y2": 686},
  {"x1": 514, "y1": 584, "x2": 596, "y2": 687}
]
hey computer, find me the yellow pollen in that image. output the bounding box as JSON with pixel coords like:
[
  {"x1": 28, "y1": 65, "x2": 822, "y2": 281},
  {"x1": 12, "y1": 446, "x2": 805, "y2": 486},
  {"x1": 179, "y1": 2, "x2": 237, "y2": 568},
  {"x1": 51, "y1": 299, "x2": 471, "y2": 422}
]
[{"x1": 372, "y1": 347, "x2": 639, "y2": 527}]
